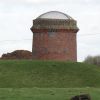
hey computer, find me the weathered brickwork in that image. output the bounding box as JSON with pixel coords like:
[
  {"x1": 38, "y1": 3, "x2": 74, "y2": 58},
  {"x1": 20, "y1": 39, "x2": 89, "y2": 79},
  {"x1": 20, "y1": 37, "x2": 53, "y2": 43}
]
[
  {"x1": 31, "y1": 29, "x2": 77, "y2": 61},
  {"x1": 31, "y1": 11, "x2": 79, "y2": 61}
]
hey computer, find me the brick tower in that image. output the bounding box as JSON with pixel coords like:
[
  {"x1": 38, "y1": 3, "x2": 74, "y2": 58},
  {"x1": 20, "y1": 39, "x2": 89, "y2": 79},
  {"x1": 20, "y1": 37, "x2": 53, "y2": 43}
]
[{"x1": 31, "y1": 11, "x2": 79, "y2": 61}]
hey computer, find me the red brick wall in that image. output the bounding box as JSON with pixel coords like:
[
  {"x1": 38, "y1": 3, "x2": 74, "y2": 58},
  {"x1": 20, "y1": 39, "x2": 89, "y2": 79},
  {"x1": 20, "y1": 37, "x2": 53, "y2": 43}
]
[{"x1": 32, "y1": 29, "x2": 77, "y2": 61}]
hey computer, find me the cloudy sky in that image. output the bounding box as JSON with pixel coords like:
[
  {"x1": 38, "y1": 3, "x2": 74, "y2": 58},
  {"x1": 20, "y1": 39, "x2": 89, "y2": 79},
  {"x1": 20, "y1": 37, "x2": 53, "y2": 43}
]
[{"x1": 0, "y1": 0, "x2": 100, "y2": 61}]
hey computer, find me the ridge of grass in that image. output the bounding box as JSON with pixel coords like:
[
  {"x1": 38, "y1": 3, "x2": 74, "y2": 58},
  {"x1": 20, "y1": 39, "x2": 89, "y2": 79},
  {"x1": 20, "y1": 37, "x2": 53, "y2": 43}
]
[{"x1": 0, "y1": 60, "x2": 100, "y2": 88}]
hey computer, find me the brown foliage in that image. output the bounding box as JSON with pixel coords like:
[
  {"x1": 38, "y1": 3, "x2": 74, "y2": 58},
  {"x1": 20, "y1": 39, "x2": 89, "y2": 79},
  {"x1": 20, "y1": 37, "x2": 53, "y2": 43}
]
[
  {"x1": 71, "y1": 94, "x2": 91, "y2": 100},
  {"x1": 1, "y1": 50, "x2": 32, "y2": 59}
]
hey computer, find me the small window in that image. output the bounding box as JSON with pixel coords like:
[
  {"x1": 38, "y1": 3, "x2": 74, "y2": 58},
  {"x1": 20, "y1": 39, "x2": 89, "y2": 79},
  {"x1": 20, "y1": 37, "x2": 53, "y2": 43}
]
[
  {"x1": 48, "y1": 32, "x2": 56, "y2": 37},
  {"x1": 40, "y1": 47, "x2": 48, "y2": 54},
  {"x1": 40, "y1": 33, "x2": 43, "y2": 37},
  {"x1": 63, "y1": 48, "x2": 67, "y2": 53}
]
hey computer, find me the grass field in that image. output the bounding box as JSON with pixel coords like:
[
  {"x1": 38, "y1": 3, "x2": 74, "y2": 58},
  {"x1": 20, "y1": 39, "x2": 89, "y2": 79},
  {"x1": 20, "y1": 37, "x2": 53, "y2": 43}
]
[
  {"x1": 0, "y1": 60, "x2": 100, "y2": 88},
  {"x1": 0, "y1": 88, "x2": 100, "y2": 100},
  {"x1": 0, "y1": 60, "x2": 100, "y2": 99}
]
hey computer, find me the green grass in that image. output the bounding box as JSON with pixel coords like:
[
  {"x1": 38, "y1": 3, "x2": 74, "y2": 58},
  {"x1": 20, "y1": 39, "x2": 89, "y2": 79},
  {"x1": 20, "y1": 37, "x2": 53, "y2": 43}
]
[
  {"x1": 0, "y1": 88, "x2": 99, "y2": 100},
  {"x1": 0, "y1": 60, "x2": 100, "y2": 88},
  {"x1": 0, "y1": 60, "x2": 100, "y2": 100}
]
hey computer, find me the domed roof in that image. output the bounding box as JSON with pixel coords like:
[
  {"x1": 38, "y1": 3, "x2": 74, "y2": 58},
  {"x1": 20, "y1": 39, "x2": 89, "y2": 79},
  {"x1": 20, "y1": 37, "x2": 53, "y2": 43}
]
[
  {"x1": 37, "y1": 11, "x2": 73, "y2": 19},
  {"x1": 31, "y1": 11, "x2": 79, "y2": 32}
]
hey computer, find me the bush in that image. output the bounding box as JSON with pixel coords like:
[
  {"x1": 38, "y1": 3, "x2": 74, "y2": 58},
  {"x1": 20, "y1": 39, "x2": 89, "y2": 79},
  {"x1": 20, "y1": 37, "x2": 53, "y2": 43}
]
[
  {"x1": 84, "y1": 55, "x2": 100, "y2": 66},
  {"x1": 1, "y1": 50, "x2": 32, "y2": 59}
]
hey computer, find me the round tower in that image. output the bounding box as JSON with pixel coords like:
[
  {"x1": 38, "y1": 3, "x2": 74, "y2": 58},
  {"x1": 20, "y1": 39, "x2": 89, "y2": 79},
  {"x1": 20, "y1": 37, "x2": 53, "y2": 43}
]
[{"x1": 31, "y1": 11, "x2": 79, "y2": 61}]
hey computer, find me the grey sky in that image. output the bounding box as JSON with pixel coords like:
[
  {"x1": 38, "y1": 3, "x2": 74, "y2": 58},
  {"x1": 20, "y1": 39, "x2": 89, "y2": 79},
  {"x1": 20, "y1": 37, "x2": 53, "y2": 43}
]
[{"x1": 0, "y1": 0, "x2": 100, "y2": 61}]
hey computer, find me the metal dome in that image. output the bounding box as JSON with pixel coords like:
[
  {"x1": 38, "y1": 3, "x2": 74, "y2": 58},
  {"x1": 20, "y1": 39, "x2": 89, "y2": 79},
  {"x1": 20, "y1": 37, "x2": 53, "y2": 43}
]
[{"x1": 37, "y1": 11, "x2": 73, "y2": 19}]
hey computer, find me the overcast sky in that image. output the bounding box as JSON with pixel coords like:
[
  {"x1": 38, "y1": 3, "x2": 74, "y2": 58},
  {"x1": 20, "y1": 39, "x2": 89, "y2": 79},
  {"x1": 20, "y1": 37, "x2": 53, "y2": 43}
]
[{"x1": 0, "y1": 0, "x2": 100, "y2": 61}]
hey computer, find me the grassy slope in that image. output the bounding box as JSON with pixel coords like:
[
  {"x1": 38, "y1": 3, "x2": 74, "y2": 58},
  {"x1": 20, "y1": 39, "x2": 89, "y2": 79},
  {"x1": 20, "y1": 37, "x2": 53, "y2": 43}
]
[
  {"x1": 0, "y1": 60, "x2": 100, "y2": 88},
  {"x1": 0, "y1": 88, "x2": 100, "y2": 100}
]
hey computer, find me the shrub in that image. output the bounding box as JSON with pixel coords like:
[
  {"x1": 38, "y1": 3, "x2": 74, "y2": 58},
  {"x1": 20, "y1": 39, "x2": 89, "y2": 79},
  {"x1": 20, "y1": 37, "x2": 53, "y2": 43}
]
[
  {"x1": 84, "y1": 55, "x2": 100, "y2": 66},
  {"x1": 1, "y1": 50, "x2": 32, "y2": 59}
]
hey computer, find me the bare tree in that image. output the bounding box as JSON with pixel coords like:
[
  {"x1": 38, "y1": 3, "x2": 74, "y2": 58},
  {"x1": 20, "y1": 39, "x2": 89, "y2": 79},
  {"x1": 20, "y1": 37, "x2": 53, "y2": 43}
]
[{"x1": 84, "y1": 55, "x2": 100, "y2": 66}]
